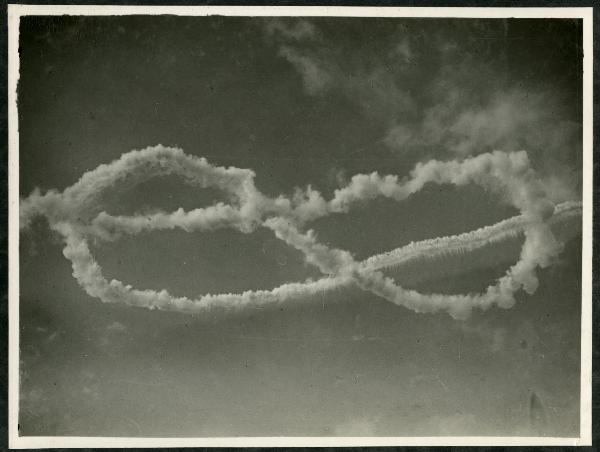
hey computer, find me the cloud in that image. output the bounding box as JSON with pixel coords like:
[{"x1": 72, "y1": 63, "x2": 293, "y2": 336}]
[
  {"x1": 264, "y1": 18, "x2": 317, "y2": 42},
  {"x1": 265, "y1": 19, "x2": 413, "y2": 121},
  {"x1": 385, "y1": 89, "x2": 582, "y2": 200},
  {"x1": 20, "y1": 145, "x2": 581, "y2": 320},
  {"x1": 264, "y1": 19, "x2": 582, "y2": 201},
  {"x1": 278, "y1": 45, "x2": 332, "y2": 95},
  {"x1": 263, "y1": 18, "x2": 330, "y2": 96}
]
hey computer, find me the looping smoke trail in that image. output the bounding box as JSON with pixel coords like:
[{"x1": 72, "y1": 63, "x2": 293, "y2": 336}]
[{"x1": 20, "y1": 145, "x2": 582, "y2": 319}]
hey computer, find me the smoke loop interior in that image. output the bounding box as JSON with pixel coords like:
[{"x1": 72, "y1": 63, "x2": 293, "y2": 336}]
[{"x1": 20, "y1": 145, "x2": 581, "y2": 319}]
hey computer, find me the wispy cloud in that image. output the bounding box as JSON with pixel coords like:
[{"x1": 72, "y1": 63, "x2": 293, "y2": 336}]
[
  {"x1": 264, "y1": 19, "x2": 582, "y2": 200},
  {"x1": 264, "y1": 18, "x2": 318, "y2": 42},
  {"x1": 265, "y1": 19, "x2": 414, "y2": 122},
  {"x1": 278, "y1": 45, "x2": 332, "y2": 95}
]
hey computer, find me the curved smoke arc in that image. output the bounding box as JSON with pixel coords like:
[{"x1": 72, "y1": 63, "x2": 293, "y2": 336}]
[{"x1": 20, "y1": 145, "x2": 582, "y2": 319}]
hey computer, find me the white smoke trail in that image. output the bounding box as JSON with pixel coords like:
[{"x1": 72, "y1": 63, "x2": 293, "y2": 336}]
[
  {"x1": 363, "y1": 200, "x2": 581, "y2": 271},
  {"x1": 20, "y1": 145, "x2": 582, "y2": 319}
]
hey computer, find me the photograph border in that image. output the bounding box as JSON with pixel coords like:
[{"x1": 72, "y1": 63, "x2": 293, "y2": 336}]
[{"x1": 7, "y1": 4, "x2": 594, "y2": 448}]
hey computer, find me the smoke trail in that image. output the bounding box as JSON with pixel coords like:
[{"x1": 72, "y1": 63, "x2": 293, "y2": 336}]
[
  {"x1": 20, "y1": 145, "x2": 582, "y2": 319},
  {"x1": 363, "y1": 201, "x2": 581, "y2": 271}
]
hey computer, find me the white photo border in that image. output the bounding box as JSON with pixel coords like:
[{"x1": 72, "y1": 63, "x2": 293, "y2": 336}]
[{"x1": 7, "y1": 4, "x2": 594, "y2": 448}]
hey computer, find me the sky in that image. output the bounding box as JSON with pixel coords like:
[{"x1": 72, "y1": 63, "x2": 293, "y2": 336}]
[{"x1": 18, "y1": 15, "x2": 583, "y2": 437}]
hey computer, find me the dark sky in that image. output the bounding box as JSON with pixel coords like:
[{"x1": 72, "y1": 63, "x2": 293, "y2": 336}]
[{"x1": 18, "y1": 15, "x2": 582, "y2": 437}]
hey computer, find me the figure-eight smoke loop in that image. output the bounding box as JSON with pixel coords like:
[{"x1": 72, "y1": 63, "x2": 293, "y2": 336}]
[{"x1": 20, "y1": 145, "x2": 582, "y2": 319}]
